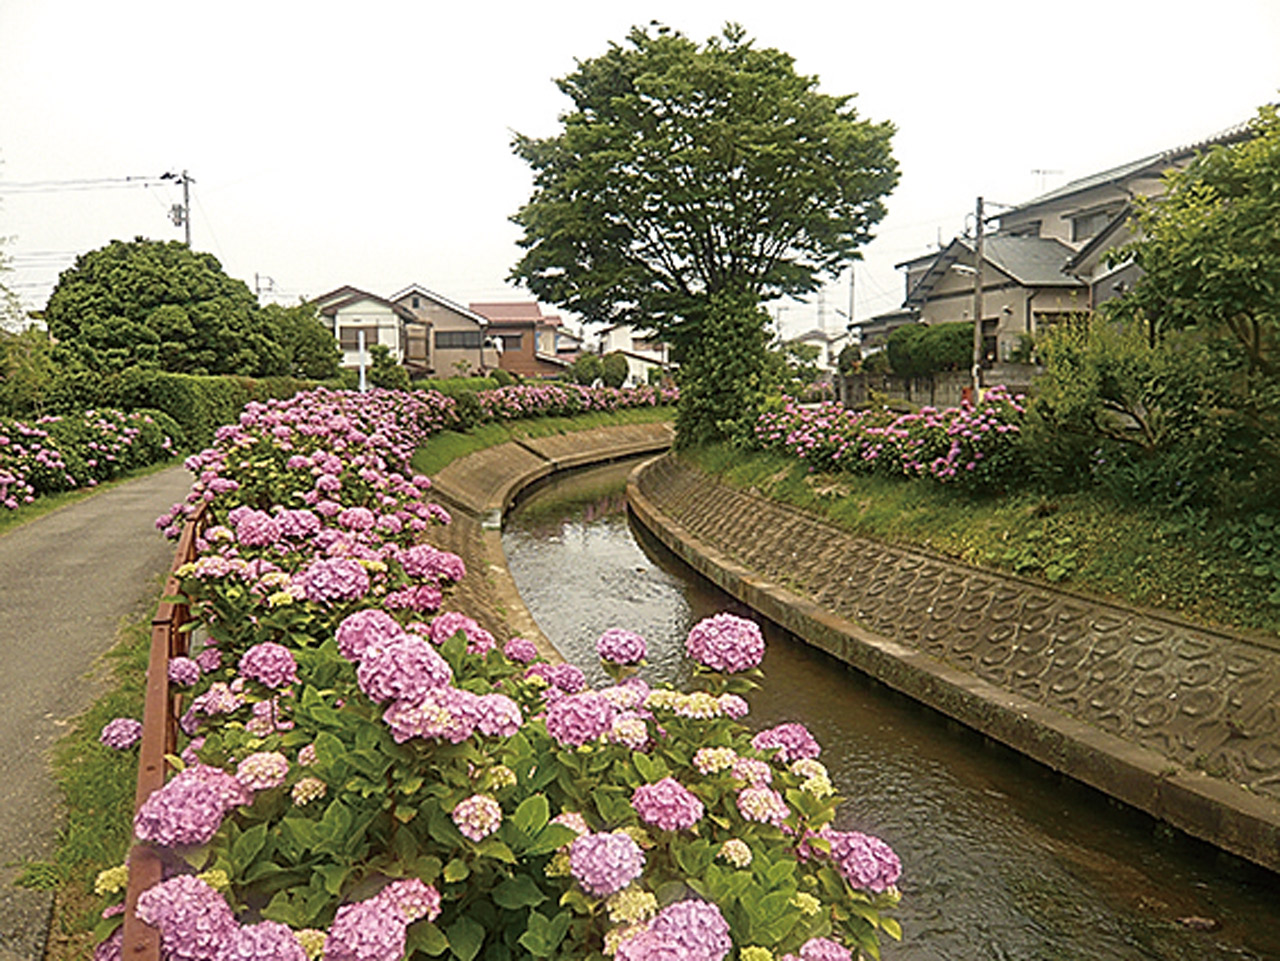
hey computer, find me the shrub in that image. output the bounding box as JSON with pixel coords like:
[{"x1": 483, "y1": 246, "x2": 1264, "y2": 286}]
[
  {"x1": 111, "y1": 388, "x2": 902, "y2": 961},
  {"x1": 491, "y1": 368, "x2": 515, "y2": 387},
  {"x1": 601, "y1": 352, "x2": 629, "y2": 388}
]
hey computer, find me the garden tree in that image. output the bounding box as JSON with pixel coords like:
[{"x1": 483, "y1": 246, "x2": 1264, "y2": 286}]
[
  {"x1": 568, "y1": 353, "x2": 603, "y2": 386},
  {"x1": 1108, "y1": 104, "x2": 1280, "y2": 371},
  {"x1": 764, "y1": 340, "x2": 821, "y2": 395},
  {"x1": 367, "y1": 343, "x2": 411, "y2": 390},
  {"x1": 0, "y1": 326, "x2": 57, "y2": 415},
  {"x1": 510, "y1": 23, "x2": 897, "y2": 442},
  {"x1": 885, "y1": 321, "x2": 972, "y2": 378},
  {"x1": 837, "y1": 343, "x2": 861, "y2": 377},
  {"x1": 260, "y1": 301, "x2": 342, "y2": 380},
  {"x1": 601, "y1": 350, "x2": 629, "y2": 387},
  {"x1": 44, "y1": 238, "x2": 288, "y2": 377}
]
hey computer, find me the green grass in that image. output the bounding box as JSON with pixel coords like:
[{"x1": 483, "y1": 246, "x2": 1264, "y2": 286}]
[
  {"x1": 411, "y1": 407, "x2": 671, "y2": 476},
  {"x1": 19, "y1": 603, "x2": 155, "y2": 960},
  {"x1": 0, "y1": 458, "x2": 181, "y2": 539},
  {"x1": 684, "y1": 444, "x2": 1280, "y2": 639}
]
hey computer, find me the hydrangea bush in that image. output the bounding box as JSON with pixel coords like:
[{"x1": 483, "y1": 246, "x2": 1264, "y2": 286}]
[
  {"x1": 752, "y1": 388, "x2": 1026, "y2": 492},
  {"x1": 97, "y1": 387, "x2": 899, "y2": 961},
  {"x1": 0, "y1": 408, "x2": 179, "y2": 509}
]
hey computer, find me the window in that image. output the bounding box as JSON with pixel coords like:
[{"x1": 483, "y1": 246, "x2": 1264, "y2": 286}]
[
  {"x1": 500, "y1": 334, "x2": 523, "y2": 352},
  {"x1": 412, "y1": 296, "x2": 420, "y2": 308},
  {"x1": 1071, "y1": 209, "x2": 1116, "y2": 243},
  {"x1": 339, "y1": 326, "x2": 379, "y2": 350},
  {"x1": 435, "y1": 330, "x2": 484, "y2": 350}
]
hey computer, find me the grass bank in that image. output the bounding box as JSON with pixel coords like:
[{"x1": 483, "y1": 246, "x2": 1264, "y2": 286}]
[
  {"x1": 684, "y1": 444, "x2": 1280, "y2": 639},
  {"x1": 410, "y1": 405, "x2": 672, "y2": 476}
]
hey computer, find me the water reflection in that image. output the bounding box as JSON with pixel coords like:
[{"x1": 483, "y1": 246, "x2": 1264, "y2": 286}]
[{"x1": 502, "y1": 460, "x2": 1280, "y2": 961}]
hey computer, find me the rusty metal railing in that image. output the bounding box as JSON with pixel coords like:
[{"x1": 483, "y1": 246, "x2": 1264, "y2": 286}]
[{"x1": 121, "y1": 508, "x2": 204, "y2": 959}]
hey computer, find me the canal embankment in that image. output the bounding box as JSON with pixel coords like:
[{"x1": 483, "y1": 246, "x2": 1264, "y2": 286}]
[
  {"x1": 421, "y1": 424, "x2": 1280, "y2": 875},
  {"x1": 627, "y1": 453, "x2": 1280, "y2": 875}
]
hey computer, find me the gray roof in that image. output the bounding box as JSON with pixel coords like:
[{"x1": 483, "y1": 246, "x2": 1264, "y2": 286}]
[
  {"x1": 1004, "y1": 117, "x2": 1257, "y2": 215},
  {"x1": 905, "y1": 235, "x2": 1081, "y2": 306}
]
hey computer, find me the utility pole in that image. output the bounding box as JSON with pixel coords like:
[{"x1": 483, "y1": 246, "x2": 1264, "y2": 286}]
[
  {"x1": 971, "y1": 195, "x2": 984, "y2": 401},
  {"x1": 162, "y1": 170, "x2": 192, "y2": 246}
]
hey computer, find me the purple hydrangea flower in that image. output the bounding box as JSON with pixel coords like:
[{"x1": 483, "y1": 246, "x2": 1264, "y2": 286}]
[
  {"x1": 219, "y1": 920, "x2": 307, "y2": 961},
  {"x1": 569, "y1": 831, "x2": 645, "y2": 897},
  {"x1": 238, "y1": 642, "x2": 298, "y2": 689},
  {"x1": 685, "y1": 613, "x2": 765, "y2": 673},
  {"x1": 503, "y1": 637, "x2": 540, "y2": 664},
  {"x1": 234, "y1": 509, "x2": 280, "y2": 547},
  {"x1": 545, "y1": 662, "x2": 586, "y2": 693},
  {"x1": 134, "y1": 774, "x2": 229, "y2": 847},
  {"x1": 377, "y1": 878, "x2": 442, "y2": 923},
  {"x1": 100, "y1": 717, "x2": 142, "y2": 750},
  {"x1": 544, "y1": 691, "x2": 615, "y2": 747},
  {"x1": 335, "y1": 608, "x2": 402, "y2": 663},
  {"x1": 297, "y1": 557, "x2": 369, "y2": 604},
  {"x1": 596, "y1": 628, "x2": 647, "y2": 665},
  {"x1": 429, "y1": 611, "x2": 495, "y2": 655},
  {"x1": 357, "y1": 636, "x2": 453, "y2": 703},
  {"x1": 325, "y1": 896, "x2": 407, "y2": 961},
  {"x1": 822, "y1": 828, "x2": 901, "y2": 893},
  {"x1": 631, "y1": 777, "x2": 704, "y2": 832},
  {"x1": 195, "y1": 647, "x2": 222, "y2": 673},
  {"x1": 399, "y1": 544, "x2": 466, "y2": 582},
  {"x1": 134, "y1": 875, "x2": 238, "y2": 961},
  {"x1": 800, "y1": 937, "x2": 853, "y2": 961},
  {"x1": 167, "y1": 657, "x2": 200, "y2": 688},
  {"x1": 617, "y1": 899, "x2": 732, "y2": 961},
  {"x1": 751, "y1": 722, "x2": 821, "y2": 763},
  {"x1": 474, "y1": 693, "x2": 523, "y2": 737}
]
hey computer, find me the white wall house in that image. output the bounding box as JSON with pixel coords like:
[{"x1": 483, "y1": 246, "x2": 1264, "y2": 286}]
[
  {"x1": 312, "y1": 286, "x2": 419, "y2": 371},
  {"x1": 598, "y1": 323, "x2": 671, "y2": 386}
]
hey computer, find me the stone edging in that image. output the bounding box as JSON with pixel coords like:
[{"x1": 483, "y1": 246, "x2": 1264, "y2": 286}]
[
  {"x1": 423, "y1": 423, "x2": 675, "y2": 665},
  {"x1": 627, "y1": 453, "x2": 1280, "y2": 874}
]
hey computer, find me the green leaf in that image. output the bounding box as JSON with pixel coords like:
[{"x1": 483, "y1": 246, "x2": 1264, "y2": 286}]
[
  {"x1": 478, "y1": 837, "x2": 517, "y2": 863},
  {"x1": 512, "y1": 794, "x2": 550, "y2": 836},
  {"x1": 230, "y1": 822, "x2": 268, "y2": 868},
  {"x1": 443, "y1": 858, "x2": 470, "y2": 883},
  {"x1": 316, "y1": 863, "x2": 350, "y2": 896},
  {"x1": 525, "y1": 823, "x2": 578, "y2": 857},
  {"x1": 446, "y1": 915, "x2": 487, "y2": 961},
  {"x1": 517, "y1": 910, "x2": 551, "y2": 956},
  {"x1": 493, "y1": 874, "x2": 548, "y2": 910},
  {"x1": 407, "y1": 921, "x2": 449, "y2": 956}
]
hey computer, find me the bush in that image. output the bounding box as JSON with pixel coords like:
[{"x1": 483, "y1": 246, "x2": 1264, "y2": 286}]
[
  {"x1": 429, "y1": 376, "x2": 501, "y2": 397},
  {"x1": 491, "y1": 368, "x2": 515, "y2": 387},
  {"x1": 601, "y1": 352, "x2": 629, "y2": 388},
  {"x1": 569, "y1": 354, "x2": 603, "y2": 386},
  {"x1": 885, "y1": 321, "x2": 972, "y2": 378}
]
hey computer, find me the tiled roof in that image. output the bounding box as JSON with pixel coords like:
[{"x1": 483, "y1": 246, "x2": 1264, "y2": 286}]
[{"x1": 469, "y1": 301, "x2": 544, "y2": 321}]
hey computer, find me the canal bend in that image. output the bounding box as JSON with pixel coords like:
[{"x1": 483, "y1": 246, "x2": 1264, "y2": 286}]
[{"x1": 500, "y1": 459, "x2": 1279, "y2": 961}]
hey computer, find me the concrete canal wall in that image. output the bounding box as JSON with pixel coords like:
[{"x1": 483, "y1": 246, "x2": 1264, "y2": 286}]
[{"x1": 628, "y1": 454, "x2": 1280, "y2": 875}]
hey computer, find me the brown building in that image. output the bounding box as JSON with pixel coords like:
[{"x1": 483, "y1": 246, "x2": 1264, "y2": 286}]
[{"x1": 468, "y1": 301, "x2": 573, "y2": 378}]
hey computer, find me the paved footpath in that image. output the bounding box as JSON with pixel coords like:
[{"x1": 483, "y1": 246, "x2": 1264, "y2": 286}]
[{"x1": 0, "y1": 464, "x2": 192, "y2": 961}]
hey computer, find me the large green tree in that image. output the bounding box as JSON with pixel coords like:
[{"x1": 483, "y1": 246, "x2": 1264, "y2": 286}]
[
  {"x1": 44, "y1": 238, "x2": 288, "y2": 376},
  {"x1": 1108, "y1": 105, "x2": 1279, "y2": 371},
  {"x1": 509, "y1": 23, "x2": 896, "y2": 442},
  {"x1": 260, "y1": 301, "x2": 342, "y2": 381}
]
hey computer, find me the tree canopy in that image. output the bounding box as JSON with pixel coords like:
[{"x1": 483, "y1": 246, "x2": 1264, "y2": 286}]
[
  {"x1": 1108, "y1": 105, "x2": 1280, "y2": 373},
  {"x1": 44, "y1": 238, "x2": 292, "y2": 377},
  {"x1": 509, "y1": 23, "x2": 898, "y2": 348}
]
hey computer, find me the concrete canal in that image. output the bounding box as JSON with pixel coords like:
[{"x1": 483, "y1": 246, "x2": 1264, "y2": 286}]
[{"x1": 501, "y1": 458, "x2": 1280, "y2": 961}]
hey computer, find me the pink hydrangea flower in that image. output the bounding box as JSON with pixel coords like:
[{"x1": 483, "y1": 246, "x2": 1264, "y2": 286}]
[
  {"x1": 545, "y1": 691, "x2": 615, "y2": 747},
  {"x1": 134, "y1": 875, "x2": 238, "y2": 961},
  {"x1": 452, "y1": 794, "x2": 502, "y2": 841},
  {"x1": 596, "y1": 628, "x2": 647, "y2": 665},
  {"x1": 751, "y1": 722, "x2": 821, "y2": 763},
  {"x1": 569, "y1": 831, "x2": 645, "y2": 897},
  {"x1": 238, "y1": 642, "x2": 298, "y2": 689},
  {"x1": 100, "y1": 717, "x2": 142, "y2": 750},
  {"x1": 335, "y1": 608, "x2": 402, "y2": 663},
  {"x1": 685, "y1": 613, "x2": 765, "y2": 673},
  {"x1": 357, "y1": 636, "x2": 453, "y2": 703},
  {"x1": 631, "y1": 777, "x2": 704, "y2": 831},
  {"x1": 503, "y1": 637, "x2": 540, "y2": 664}
]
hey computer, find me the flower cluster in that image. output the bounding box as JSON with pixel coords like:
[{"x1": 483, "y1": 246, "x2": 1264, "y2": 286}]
[
  {"x1": 99, "y1": 717, "x2": 142, "y2": 750},
  {"x1": 753, "y1": 387, "x2": 1026, "y2": 491},
  {"x1": 1, "y1": 409, "x2": 177, "y2": 511},
  {"x1": 684, "y1": 612, "x2": 766, "y2": 674},
  {"x1": 570, "y1": 831, "x2": 646, "y2": 897}
]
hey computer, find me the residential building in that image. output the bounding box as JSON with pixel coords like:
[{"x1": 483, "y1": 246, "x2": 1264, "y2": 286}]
[
  {"x1": 390, "y1": 284, "x2": 498, "y2": 378},
  {"x1": 788, "y1": 325, "x2": 850, "y2": 374},
  {"x1": 864, "y1": 117, "x2": 1256, "y2": 370},
  {"x1": 468, "y1": 301, "x2": 572, "y2": 378},
  {"x1": 597, "y1": 322, "x2": 671, "y2": 386},
  {"x1": 312, "y1": 285, "x2": 422, "y2": 372}
]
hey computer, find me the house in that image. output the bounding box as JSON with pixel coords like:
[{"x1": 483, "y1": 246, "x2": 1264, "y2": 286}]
[
  {"x1": 597, "y1": 322, "x2": 671, "y2": 386},
  {"x1": 869, "y1": 116, "x2": 1257, "y2": 370},
  {"x1": 467, "y1": 301, "x2": 572, "y2": 378},
  {"x1": 312, "y1": 286, "x2": 423, "y2": 372},
  {"x1": 390, "y1": 284, "x2": 498, "y2": 378},
  {"x1": 788, "y1": 325, "x2": 850, "y2": 374}
]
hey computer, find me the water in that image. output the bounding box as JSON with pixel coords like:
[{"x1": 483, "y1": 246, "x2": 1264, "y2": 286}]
[{"x1": 501, "y1": 460, "x2": 1280, "y2": 961}]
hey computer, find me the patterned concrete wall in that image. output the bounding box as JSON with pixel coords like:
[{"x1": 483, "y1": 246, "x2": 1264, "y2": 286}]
[{"x1": 630, "y1": 454, "x2": 1280, "y2": 872}]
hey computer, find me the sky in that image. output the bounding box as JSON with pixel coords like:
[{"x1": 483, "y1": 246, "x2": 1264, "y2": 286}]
[{"x1": 2, "y1": 0, "x2": 1278, "y2": 341}]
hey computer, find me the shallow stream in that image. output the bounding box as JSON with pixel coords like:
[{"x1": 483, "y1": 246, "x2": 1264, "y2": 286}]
[{"x1": 501, "y1": 459, "x2": 1280, "y2": 961}]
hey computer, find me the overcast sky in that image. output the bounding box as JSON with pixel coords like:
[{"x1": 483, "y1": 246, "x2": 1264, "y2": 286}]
[{"x1": 2, "y1": 0, "x2": 1277, "y2": 339}]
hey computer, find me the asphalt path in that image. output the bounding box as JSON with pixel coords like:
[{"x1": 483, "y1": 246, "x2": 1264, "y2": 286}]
[{"x1": 0, "y1": 463, "x2": 192, "y2": 961}]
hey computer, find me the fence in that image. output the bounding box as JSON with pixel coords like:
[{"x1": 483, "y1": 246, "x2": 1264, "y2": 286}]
[{"x1": 121, "y1": 508, "x2": 205, "y2": 959}]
